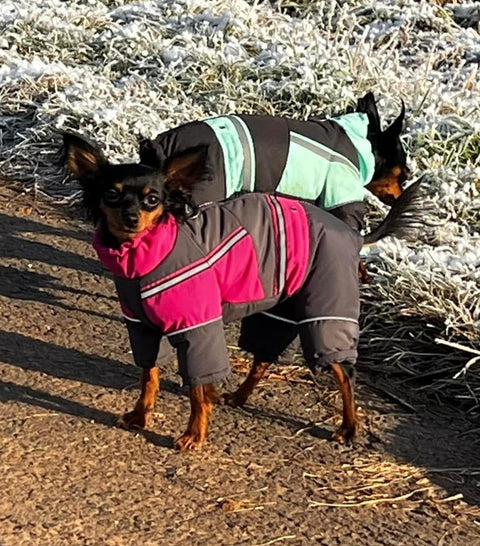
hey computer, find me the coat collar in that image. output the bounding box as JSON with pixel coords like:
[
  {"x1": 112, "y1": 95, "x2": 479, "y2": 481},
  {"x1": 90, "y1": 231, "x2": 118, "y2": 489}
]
[{"x1": 93, "y1": 214, "x2": 178, "y2": 278}]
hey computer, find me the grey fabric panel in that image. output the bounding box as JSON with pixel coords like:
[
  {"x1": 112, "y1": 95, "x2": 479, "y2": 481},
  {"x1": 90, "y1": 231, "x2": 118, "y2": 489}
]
[
  {"x1": 168, "y1": 320, "x2": 231, "y2": 386},
  {"x1": 286, "y1": 117, "x2": 359, "y2": 169},
  {"x1": 238, "y1": 204, "x2": 361, "y2": 366},
  {"x1": 237, "y1": 115, "x2": 290, "y2": 193},
  {"x1": 125, "y1": 320, "x2": 162, "y2": 369},
  {"x1": 114, "y1": 276, "x2": 157, "y2": 328},
  {"x1": 298, "y1": 203, "x2": 362, "y2": 320},
  {"x1": 299, "y1": 319, "x2": 359, "y2": 368}
]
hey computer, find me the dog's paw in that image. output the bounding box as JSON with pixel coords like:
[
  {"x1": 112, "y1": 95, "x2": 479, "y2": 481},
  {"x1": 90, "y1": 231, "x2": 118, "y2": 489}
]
[
  {"x1": 218, "y1": 391, "x2": 246, "y2": 408},
  {"x1": 332, "y1": 421, "x2": 359, "y2": 445},
  {"x1": 117, "y1": 409, "x2": 150, "y2": 430},
  {"x1": 174, "y1": 432, "x2": 205, "y2": 451}
]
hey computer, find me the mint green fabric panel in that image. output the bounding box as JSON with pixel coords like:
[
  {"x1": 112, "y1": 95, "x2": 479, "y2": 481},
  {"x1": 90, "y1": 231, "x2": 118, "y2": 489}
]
[
  {"x1": 320, "y1": 163, "x2": 366, "y2": 210},
  {"x1": 332, "y1": 113, "x2": 375, "y2": 186},
  {"x1": 277, "y1": 132, "x2": 364, "y2": 209},
  {"x1": 276, "y1": 139, "x2": 328, "y2": 201},
  {"x1": 203, "y1": 117, "x2": 244, "y2": 196}
]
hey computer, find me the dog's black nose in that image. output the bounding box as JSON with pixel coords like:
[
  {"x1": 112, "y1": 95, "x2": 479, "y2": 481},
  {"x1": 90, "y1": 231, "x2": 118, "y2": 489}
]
[{"x1": 123, "y1": 213, "x2": 139, "y2": 229}]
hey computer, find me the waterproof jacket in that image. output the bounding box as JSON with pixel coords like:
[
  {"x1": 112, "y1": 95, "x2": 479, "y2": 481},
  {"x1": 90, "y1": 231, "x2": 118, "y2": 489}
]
[
  {"x1": 143, "y1": 112, "x2": 374, "y2": 232},
  {"x1": 94, "y1": 194, "x2": 361, "y2": 386}
]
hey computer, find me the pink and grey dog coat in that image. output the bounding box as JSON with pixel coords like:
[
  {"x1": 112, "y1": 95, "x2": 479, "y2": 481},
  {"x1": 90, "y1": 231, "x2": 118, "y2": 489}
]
[{"x1": 94, "y1": 193, "x2": 361, "y2": 386}]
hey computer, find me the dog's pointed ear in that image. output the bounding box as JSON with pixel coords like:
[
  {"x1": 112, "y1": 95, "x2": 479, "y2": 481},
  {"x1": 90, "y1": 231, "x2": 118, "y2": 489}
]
[
  {"x1": 384, "y1": 100, "x2": 405, "y2": 139},
  {"x1": 164, "y1": 146, "x2": 209, "y2": 194},
  {"x1": 63, "y1": 132, "x2": 107, "y2": 179},
  {"x1": 357, "y1": 92, "x2": 381, "y2": 133},
  {"x1": 138, "y1": 135, "x2": 163, "y2": 168}
]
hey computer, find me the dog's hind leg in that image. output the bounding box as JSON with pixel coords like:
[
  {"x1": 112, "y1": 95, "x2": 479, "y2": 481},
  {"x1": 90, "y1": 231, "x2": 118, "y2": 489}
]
[
  {"x1": 330, "y1": 362, "x2": 359, "y2": 444},
  {"x1": 175, "y1": 383, "x2": 217, "y2": 450},
  {"x1": 220, "y1": 356, "x2": 270, "y2": 408},
  {"x1": 118, "y1": 367, "x2": 160, "y2": 429}
]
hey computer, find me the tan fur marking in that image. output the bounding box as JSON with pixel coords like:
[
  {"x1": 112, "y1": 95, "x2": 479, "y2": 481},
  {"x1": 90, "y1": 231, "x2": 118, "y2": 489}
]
[
  {"x1": 366, "y1": 167, "x2": 404, "y2": 205},
  {"x1": 100, "y1": 203, "x2": 164, "y2": 243}
]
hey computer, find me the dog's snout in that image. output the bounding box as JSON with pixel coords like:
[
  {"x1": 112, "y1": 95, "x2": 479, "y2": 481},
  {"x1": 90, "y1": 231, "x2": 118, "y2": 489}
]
[{"x1": 122, "y1": 211, "x2": 139, "y2": 229}]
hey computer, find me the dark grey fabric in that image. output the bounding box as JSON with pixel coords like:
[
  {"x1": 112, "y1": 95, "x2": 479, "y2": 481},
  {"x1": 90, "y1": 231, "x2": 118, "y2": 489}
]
[
  {"x1": 125, "y1": 320, "x2": 162, "y2": 369},
  {"x1": 168, "y1": 320, "x2": 231, "y2": 386},
  {"x1": 239, "y1": 204, "x2": 362, "y2": 368},
  {"x1": 327, "y1": 201, "x2": 366, "y2": 233}
]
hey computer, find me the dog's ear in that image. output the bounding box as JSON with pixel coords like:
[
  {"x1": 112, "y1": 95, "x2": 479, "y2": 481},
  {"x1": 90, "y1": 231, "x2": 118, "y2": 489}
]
[
  {"x1": 357, "y1": 92, "x2": 382, "y2": 133},
  {"x1": 383, "y1": 100, "x2": 405, "y2": 139},
  {"x1": 138, "y1": 135, "x2": 163, "y2": 168},
  {"x1": 164, "y1": 146, "x2": 209, "y2": 194},
  {"x1": 63, "y1": 132, "x2": 107, "y2": 179}
]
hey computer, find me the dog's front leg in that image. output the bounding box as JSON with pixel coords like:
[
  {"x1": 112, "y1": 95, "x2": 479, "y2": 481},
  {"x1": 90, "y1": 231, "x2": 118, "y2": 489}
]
[
  {"x1": 118, "y1": 367, "x2": 160, "y2": 429},
  {"x1": 175, "y1": 384, "x2": 217, "y2": 450},
  {"x1": 330, "y1": 362, "x2": 359, "y2": 443}
]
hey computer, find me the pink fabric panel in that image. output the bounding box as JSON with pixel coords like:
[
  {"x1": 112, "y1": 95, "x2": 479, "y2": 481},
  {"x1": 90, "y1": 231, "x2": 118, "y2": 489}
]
[
  {"x1": 277, "y1": 197, "x2": 310, "y2": 295},
  {"x1": 213, "y1": 234, "x2": 265, "y2": 303},
  {"x1": 142, "y1": 268, "x2": 223, "y2": 334},
  {"x1": 93, "y1": 214, "x2": 178, "y2": 279}
]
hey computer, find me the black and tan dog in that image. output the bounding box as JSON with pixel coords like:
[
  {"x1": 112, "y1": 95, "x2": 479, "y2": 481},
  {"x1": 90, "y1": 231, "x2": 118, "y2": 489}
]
[
  {"x1": 136, "y1": 92, "x2": 411, "y2": 240},
  {"x1": 64, "y1": 138, "x2": 363, "y2": 449}
]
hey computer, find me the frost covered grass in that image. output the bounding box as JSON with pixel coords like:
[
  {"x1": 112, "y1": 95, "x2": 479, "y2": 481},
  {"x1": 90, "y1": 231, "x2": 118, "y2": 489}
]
[{"x1": 0, "y1": 0, "x2": 479, "y2": 411}]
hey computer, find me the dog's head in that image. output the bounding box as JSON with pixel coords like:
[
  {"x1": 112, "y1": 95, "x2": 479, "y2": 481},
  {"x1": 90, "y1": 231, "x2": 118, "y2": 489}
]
[
  {"x1": 63, "y1": 132, "x2": 207, "y2": 246},
  {"x1": 357, "y1": 92, "x2": 410, "y2": 206}
]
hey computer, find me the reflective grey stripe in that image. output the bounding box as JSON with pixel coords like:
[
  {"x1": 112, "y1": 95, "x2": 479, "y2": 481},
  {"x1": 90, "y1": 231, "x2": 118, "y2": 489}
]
[
  {"x1": 141, "y1": 228, "x2": 248, "y2": 300},
  {"x1": 261, "y1": 312, "x2": 297, "y2": 324},
  {"x1": 270, "y1": 196, "x2": 287, "y2": 294},
  {"x1": 167, "y1": 316, "x2": 223, "y2": 337},
  {"x1": 298, "y1": 316, "x2": 359, "y2": 325},
  {"x1": 230, "y1": 115, "x2": 256, "y2": 192},
  {"x1": 123, "y1": 314, "x2": 141, "y2": 323},
  {"x1": 261, "y1": 312, "x2": 358, "y2": 325},
  {"x1": 290, "y1": 132, "x2": 358, "y2": 175}
]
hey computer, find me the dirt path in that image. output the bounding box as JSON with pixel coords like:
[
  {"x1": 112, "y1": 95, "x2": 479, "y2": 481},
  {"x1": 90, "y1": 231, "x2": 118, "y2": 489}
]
[{"x1": 1, "y1": 183, "x2": 479, "y2": 546}]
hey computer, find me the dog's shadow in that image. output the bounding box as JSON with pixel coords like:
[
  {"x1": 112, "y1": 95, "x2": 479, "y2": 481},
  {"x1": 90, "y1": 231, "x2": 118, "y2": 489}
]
[
  {"x1": 0, "y1": 379, "x2": 174, "y2": 449},
  {"x1": 237, "y1": 405, "x2": 332, "y2": 441}
]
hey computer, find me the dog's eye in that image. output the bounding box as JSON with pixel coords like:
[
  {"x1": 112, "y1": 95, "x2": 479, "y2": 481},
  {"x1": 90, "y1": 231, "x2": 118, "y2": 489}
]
[
  {"x1": 103, "y1": 189, "x2": 121, "y2": 204},
  {"x1": 143, "y1": 194, "x2": 160, "y2": 208}
]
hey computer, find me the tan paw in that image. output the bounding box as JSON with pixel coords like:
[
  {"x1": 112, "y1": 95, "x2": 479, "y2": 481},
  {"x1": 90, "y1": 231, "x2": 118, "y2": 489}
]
[
  {"x1": 332, "y1": 421, "x2": 359, "y2": 445},
  {"x1": 117, "y1": 409, "x2": 151, "y2": 430},
  {"x1": 218, "y1": 391, "x2": 246, "y2": 408},
  {"x1": 174, "y1": 432, "x2": 205, "y2": 451}
]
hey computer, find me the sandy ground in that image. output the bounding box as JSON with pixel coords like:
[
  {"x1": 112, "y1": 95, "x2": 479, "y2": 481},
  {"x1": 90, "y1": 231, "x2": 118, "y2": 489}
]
[{"x1": 1, "y1": 183, "x2": 479, "y2": 546}]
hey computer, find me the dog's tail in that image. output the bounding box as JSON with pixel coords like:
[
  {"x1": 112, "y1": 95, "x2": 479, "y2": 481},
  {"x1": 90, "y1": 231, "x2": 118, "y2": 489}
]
[{"x1": 363, "y1": 179, "x2": 427, "y2": 246}]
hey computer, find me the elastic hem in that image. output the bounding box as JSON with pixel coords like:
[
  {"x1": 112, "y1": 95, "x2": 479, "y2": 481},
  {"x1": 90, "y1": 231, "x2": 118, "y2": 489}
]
[{"x1": 308, "y1": 349, "x2": 358, "y2": 369}]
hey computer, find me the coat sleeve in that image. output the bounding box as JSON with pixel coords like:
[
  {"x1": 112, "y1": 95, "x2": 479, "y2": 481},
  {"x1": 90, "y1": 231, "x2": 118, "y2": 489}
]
[
  {"x1": 125, "y1": 319, "x2": 162, "y2": 369},
  {"x1": 167, "y1": 319, "x2": 231, "y2": 386}
]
